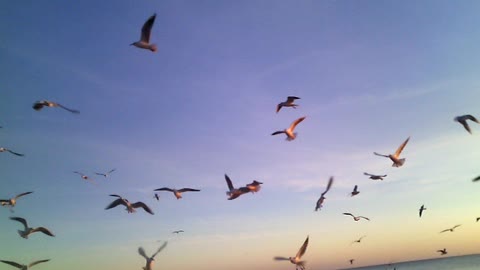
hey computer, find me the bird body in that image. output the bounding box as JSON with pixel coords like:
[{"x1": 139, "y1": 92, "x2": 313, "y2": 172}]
[
  {"x1": 131, "y1": 14, "x2": 157, "y2": 52},
  {"x1": 276, "y1": 96, "x2": 300, "y2": 113},
  {"x1": 272, "y1": 116, "x2": 306, "y2": 141},
  {"x1": 9, "y1": 217, "x2": 54, "y2": 239},
  {"x1": 315, "y1": 177, "x2": 334, "y2": 211},
  {"x1": 454, "y1": 115, "x2": 479, "y2": 134},
  {"x1": 245, "y1": 180, "x2": 263, "y2": 193},
  {"x1": 374, "y1": 137, "x2": 410, "y2": 167},
  {"x1": 105, "y1": 195, "x2": 154, "y2": 215},
  {"x1": 274, "y1": 236, "x2": 309, "y2": 270},
  {"x1": 154, "y1": 187, "x2": 200, "y2": 199}
]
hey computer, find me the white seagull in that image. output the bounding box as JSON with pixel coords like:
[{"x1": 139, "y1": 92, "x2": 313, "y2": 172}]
[
  {"x1": 105, "y1": 194, "x2": 154, "y2": 215},
  {"x1": 350, "y1": 185, "x2": 360, "y2": 197},
  {"x1": 153, "y1": 187, "x2": 201, "y2": 199},
  {"x1": 1, "y1": 192, "x2": 33, "y2": 208},
  {"x1": 224, "y1": 174, "x2": 250, "y2": 200},
  {"x1": 32, "y1": 100, "x2": 79, "y2": 113},
  {"x1": 138, "y1": 242, "x2": 168, "y2": 270},
  {"x1": 272, "y1": 116, "x2": 306, "y2": 141},
  {"x1": 131, "y1": 14, "x2": 157, "y2": 52},
  {"x1": 315, "y1": 177, "x2": 334, "y2": 211},
  {"x1": 364, "y1": 172, "x2": 387, "y2": 180},
  {"x1": 454, "y1": 115, "x2": 479, "y2": 134},
  {"x1": 0, "y1": 259, "x2": 50, "y2": 270},
  {"x1": 274, "y1": 236, "x2": 309, "y2": 270},
  {"x1": 9, "y1": 217, "x2": 54, "y2": 239},
  {"x1": 343, "y1": 213, "x2": 370, "y2": 222},
  {"x1": 0, "y1": 147, "x2": 24, "y2": 157},
  {"x1": 95, "y1": 169, "x2": 116, "y2": 178},
  {"x1": 73, "y1": 171, "x2": 95, "y2": 184},
  {"x1": 276, "y1": 96, "x2": 300, "y2": 113},
  {"x1": 440, "y1": 224, "x2": 461, "y2": 233},
  {"x1": 374, "y1": 136, "x2": 410, "y2": 167}
]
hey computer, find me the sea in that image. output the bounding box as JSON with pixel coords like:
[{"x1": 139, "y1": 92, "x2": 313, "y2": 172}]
[{"x1": 339, "y1": 254, "x2": 480, "y2": 270}]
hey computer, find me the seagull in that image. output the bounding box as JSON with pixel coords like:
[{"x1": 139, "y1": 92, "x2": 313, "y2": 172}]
[
  {"x1": 131, "y1": 13, "x2": 157, "y2": 52},
  {"x1": 351, "y1": 235, "x2": 366, "y2": 245},
  {"x1": 315, "y1": 177, "x2": 334, "y2": 211},
  {"x1": 419, "y1": 204, "x2": 427, "y2": 218},
  {"x1": 363, "y1": 172, "x2": 387, "y2": 180},
  {"x1": 32, "y1": 100, "x2": 79, "y2": 113},
  {"x1": 0, "y1": 259, "x2": 50, "y2": 270},
  {"x1": 472, "y1": 176, "x2": 480, "y2": 182},
  {"x1": 95, "y1": 169, "x2": 116, "y2": 178},
  {"x1": 276, "y1": 96, "x2": 300, "y2": 113},
  {"x1": 172, "y1": 230, "x2": 184, "y2": 234},
  {"x1": 350, "y1": 185, "x2": 360, "y2": 197},
  {"x1": 271, "y1": 116, "x2": 306, "y2": 141},
  {"x1": 440, "y1": 224, "x2": 461, "y2": 233},
  {"x1": 374, "y1": 136, "x2": 410, "y2": 167},
  {"x1": 73, "y1": 171, "x2": 95, "y2": 183},
  {"x1": 274, "y1": 236, "x2": 309, "y2": 270},
  {"x1": 153, "y1": 187, "x2": 201, "y2": 199},
  {"x1": 476, "y1": 217, "x2": 479, "y2": 222},
  {"x1": 0, "y1": 147, "x2": 24, "y2": 157},
  {"x1": 245, "y1": 180, "x2": 263, "y2": 193},
  {"x1": 9, "y1": 217, "x2": 54, "y2": 239},
  {"x1": 138, "y1": 241, "x2": 168, "y2": 270},
  {"x1": 105, "y1": 194, "x2": 154, "y2": 215},
  {"x1": 454, "y1": 115, "x2": 479, "y2": 134},
  {"x1": 437, "y1": 248, "x2": 447, "y2": 255},
  {"x1": 343, "y1": 213, "x2": 370, "y2": 221},
  {"x1": 349, "y1": 259, "x2": 355, "y2": 265},
  {"x1": 1, "y1": 192, "x2": 33, "y2": 208},
  {"x1": 224, "y1": 174, "x2": 250, "y2": 200}
]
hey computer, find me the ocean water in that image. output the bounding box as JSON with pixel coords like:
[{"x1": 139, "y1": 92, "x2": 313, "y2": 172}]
[{"x1": 341, "y1": 254, "x2": 480, "y2": 270}]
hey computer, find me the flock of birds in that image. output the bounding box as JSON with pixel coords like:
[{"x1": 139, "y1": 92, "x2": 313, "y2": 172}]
[{"x1": 2, "y1": 12, "x2": 480, "y2": 270}]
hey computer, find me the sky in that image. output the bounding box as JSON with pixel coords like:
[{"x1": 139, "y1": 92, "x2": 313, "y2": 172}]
[{"x1": 1, "y1": 0, "x2": 480, "y2": 269}]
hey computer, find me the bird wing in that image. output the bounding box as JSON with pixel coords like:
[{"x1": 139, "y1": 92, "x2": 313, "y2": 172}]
[
  {"x1": 152, "y1": 241, "x2": 168, "y2": 258},
  {"x1": 141, "y1": 13, "x2": 156, "y2": 42},
  {"x1": 453, "y1": 224, "x2": 461, "y2": 229},
  {"x1": 273, "y1": 257, "x2": 290, "y2": 261},
  {"x1": 131, "y1": 202, "x2": 154, "y2": 215},
  {"x1": 373, "y1": 152, "x2": 389, "y2": 158},
  {"x1": 105, "y1": 198, "x2": 126, "y2": 210},
  {"x1": 73, "y1": 171, "x2": 83, "y2": 175},
  {"x1": 472, "y1": 176, "x2": 480, "y2": 182},
  {"x1": 343, "y1": 213, "x2": 354, "y2": 217},
  {"x1": 109, "y1": 194, "x2": 122, "y2": 198},
  {"x1": 95, "y1": 173, "x2": 107, "y2": 176},
  {"x1": 296, "y1": 236, "x2": 309, "y2": 259},
  {"x1": 14, "y1": 191, "x2": 33, "y2": 199},
  {"x1": 276, "y1": 103, "x2": 283, "y2": 113},
  {"x1": 225, "y1": 174, "x2": 235, "y2": 191},
  {"x1": 10, "y1": 216, "x2": 28, "y2": 230},
  {"x1": 138, "y1": 247, "x2": 150, "y2": 260},
  {"x1": 32, "y1": 102, "x2": 46, "y2": 111},
  {"x1": 288, "y1": 116, "x2": 306, "y2": 132},
  {"x1": 28, "y1": 259, "x2": 50, "y2": 268},
  {"x1": 363, "y1": 172, "x2": 373, "y2": 177},
  {"x1": 271, "y1": 131, "x2": 285, "y2": 136},
  {"x1": 353, "y1": 185, "x2": 358, "y2": 192},
  {"x1": 56, "y1": 103, "x2": 80, "y2": 114},
  {"x1": 7, "y1": 149, "x2": 24, "y2": 156},
  {"x1": 154, "y1": 187, "x2": 174, "y2": 192},
  {"x1": 460, "y1": 120, "x2": 472, "y2": 134},
  {"x1": 287, "y1": 96, "x2": 300, "y2": 102},
  {"x1": 439, "y1": 229, "x2": 449, "y2": 233},
  {"x1": 178, "y1": 188, "x2": 200, "y2": 193},
  {"x1": 393, "y1": 137, "x2": 410, "y2": 158},
  {"x1": 359, "y1": 216, "x2": 370, "y2": 221},
  {"x1": 108, "y1": 169, "x2": 116, "y2": 174},
  {"x1": 32, "y1": 227, "x2": 55, "y2": 237},
  {"x1": 0, "y1": 260, "x2": 23, "y2": 269},
  {"x1": 465, "y1": 114, "x2": 479, "y2": 123},
  {"x1": 321, "y1": 177, "x2": 334, "y2": 196}
]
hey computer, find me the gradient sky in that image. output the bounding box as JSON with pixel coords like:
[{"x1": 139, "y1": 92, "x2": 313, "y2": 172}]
[{"x1": 1, "y1": 1, "x2": 480, "y2": 270}]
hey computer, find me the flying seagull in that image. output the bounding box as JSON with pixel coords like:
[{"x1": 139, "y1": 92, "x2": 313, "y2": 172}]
[
  {"x1": 363, "y1": 172, "x2": 387, "y2": 180},
  {"x1": 153, "y1": 187, "x2": 201, "y2": 199},
  {"x1": 224, "y1": 174, "x2": 250, "y2": 200},
  {"x1": 73, "y1": 171, "x2": 95, "y2": 184},
  {"x1": 437, "y1": 248, "x2": 447, "y2": 255},
  {"x1": 276, "y1": 96, "x2": 300, "y2": 113},
  {"x1": 419, "y1": 204, "x2": 427, "y2": 218},
  {"x1": 349, "y1": 259, "x2": 355, "y2": 265},
  {"x1": 0, "y1": 147, "x2": 24, "y2": 157},
  {"x1": 271, "y1": 116, "x2": 306, "y2": 141},
  {"x1": 9, "y1": 217, "x2": 54, "y2": 239},
  {"x1": 32, "y1": 100, "x2": 79, "y2": 113},
  {"x1": 172, "y1": 230, "x2": 184, "y2": 234},
  {"x1": 351, "y1": 235, "x2": 366, "y2": 245},
  {"x1": 0, "y1": 259, "x2": 50, "y2": 270},
  {"x1": 315, "y1": 177, "x2": 334, "y2": 211},
  {"x1": 472, "y1": 176, "x2": 480, "y2": 182},
  {"x1": 454, "y1": 115, "x2": 479, "y2": 134},
  {"x1": 374, "y1": 136, "x2": 410, "y2": 167},
  {"x1": 1, "y1": 192, "x2": 33, "y2": 208},
  {"x1": 440, "y1": 224, "x2": 461, "y2": 233},
  {"x1": 274, "y1": 236, "x2": 309, "y2": 270},
  {"x1": 245, "y1": 180, "x2": 263, "y2": 193},
  {"x1": 138, "y1": 241, "x2": 168, "y2": 270},
  {"x1": 343, "y1": 213, "x2": 370, "y2": 222},
  {"x1": 95, "y1": 169, "x2": 116, "y2": 178},
  {"x1": 350, "y1": 185, "x2": 360, "y2": 197},
  {"x1": 105, "y1": 194, "x2": 154, "y2": 215},
  {"x1": 131, "y1": 13, "x2": 157, "y2": 52}
]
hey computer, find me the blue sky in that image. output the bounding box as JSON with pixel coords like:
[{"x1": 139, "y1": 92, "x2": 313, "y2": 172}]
[{"x1": 2, "y1": 1, "x2": 480, "y2": 269}]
